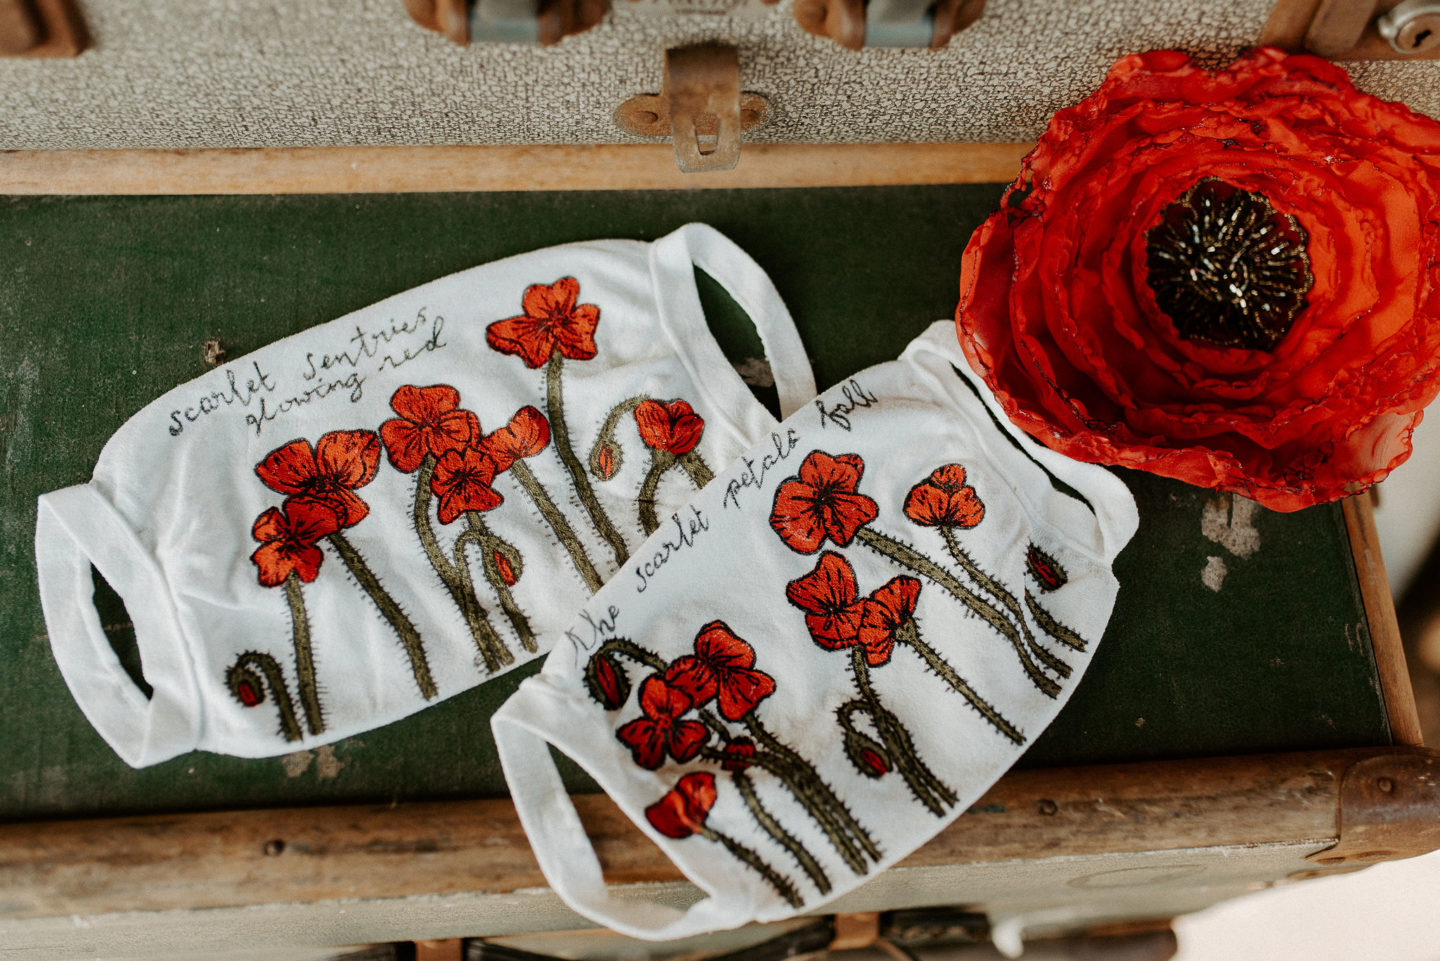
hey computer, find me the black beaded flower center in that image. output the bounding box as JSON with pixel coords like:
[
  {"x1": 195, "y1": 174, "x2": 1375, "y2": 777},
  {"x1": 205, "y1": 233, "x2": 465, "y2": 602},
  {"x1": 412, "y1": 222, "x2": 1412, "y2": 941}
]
[{"x1": 1145, "y1": 179, "x2": 1312, "y2": 351}]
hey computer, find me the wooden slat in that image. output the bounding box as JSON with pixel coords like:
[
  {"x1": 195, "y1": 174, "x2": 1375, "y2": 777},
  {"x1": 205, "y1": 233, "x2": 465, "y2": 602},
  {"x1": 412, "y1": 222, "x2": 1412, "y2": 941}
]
[
  {"x1": 0, "y1": 748, "x2": 1367, "y2": 920},
  {"x1": 1344, "y1": 493, "x2": 1424, "y2": 747},
  {"x1": 0, "y1": 143, "x2": 1034, "y2": 195}
]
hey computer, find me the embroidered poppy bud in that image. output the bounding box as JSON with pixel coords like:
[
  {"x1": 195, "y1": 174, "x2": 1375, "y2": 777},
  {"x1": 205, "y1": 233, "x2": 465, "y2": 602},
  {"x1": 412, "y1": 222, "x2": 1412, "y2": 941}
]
[
  {"x1": 227, "y1": 664, "x2": 265, "y2": 707},
  {"x1": 722, "y1": 737, "x2": 757, "y2": 772},
  {"x1": 594, "y1": 443, "x2": 618, "y2": 480},
  {"x1": 843, "y1": 729, "x2": 890, "y2": 779},
  {"x1": 585, "y1": 653, "x2": 630, "y2": 710},
  {"x1": 494, "y1": 549, "x2": 518, "y2": 587},
  {"x1": 236, "y1": 680, "x2": 262, "y2": 707},
  {"x1": 1025, "y1": 544, "x2": 1067, "y2": 592}
]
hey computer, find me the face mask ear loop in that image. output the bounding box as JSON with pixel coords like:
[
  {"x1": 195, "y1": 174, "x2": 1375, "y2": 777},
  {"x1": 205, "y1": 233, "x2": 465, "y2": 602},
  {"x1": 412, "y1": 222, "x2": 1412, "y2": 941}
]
[{"x1": 34, "y1": 485, "x2": 200, "y2": 767}]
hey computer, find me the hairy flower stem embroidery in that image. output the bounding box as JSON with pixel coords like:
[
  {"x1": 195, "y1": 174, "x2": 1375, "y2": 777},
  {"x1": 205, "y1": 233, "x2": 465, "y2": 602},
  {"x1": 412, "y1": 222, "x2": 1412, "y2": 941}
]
[
  {"x1": 325, "y1": 530, "x2": 437, "y2": 699},
  {"x1": 639, "y1": 450, "x2": 716, "y2": 535},
  {"x1": 548, "y1": 354, "x2": 628, "y2": 566},
  {"x1": 857, "y1": 528, "x2": 1060, "y2": 698},
  {"x1": 1026, "y1": 591, "x2": 1088, "y2": 651},
  {"x1": 939, "y1": 527, "x2": 1071, "y2": 680},
  {"x1": 697, "y1": 824, "x2": 804, "y2": 908},
  {"x1": 226, "y1": 651, "x2": 303, "y2": 742},
  {"x1": 459, "y1": 512, "x2": 535, "y2": 654},
  {"x1": 283, "y1": 571, "x2": 324, "y2": 735},
  {"x1": 896, "y1": 622, "x2": 1022, "y2": 744},
  {"x1": 413, "y1": 457, "x2": 510, "y2": 672},
  {"x1": 680, "y1": 451, "x2": 715, "y2": 488},
  {"x1": 733, "y1": 768, "x2": 832, "y2": 895},
  {"x1": 848, "y1": 649, "x2": 957, "y2": 815},
  {"x1": 590, "y1": 396, "x2": 646, "y2": 478},
  {"x1": 508, "y1": 459, "x2": 603, "y2": 592}
]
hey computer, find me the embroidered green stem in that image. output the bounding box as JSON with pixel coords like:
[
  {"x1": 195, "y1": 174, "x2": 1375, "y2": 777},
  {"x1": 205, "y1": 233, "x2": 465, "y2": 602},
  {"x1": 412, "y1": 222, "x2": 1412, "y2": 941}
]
[
  {"x1": 326, "y1": 530, "x2": 437, "y2": 699},
  {"x1": 940, "y1": 527, "x2": 1071, "y2": 679},
  {"x1": 548, "y1": 354, "x2": 628, "y2": 566},
  {"x1": 679, "y1": 451, "x2": 715, "y2": 488},
  {"x1": 857, "y1": 528, "x2": 1060, "y2": 698},
  {"x1": 1026, "y1": 590, "x2": 1088, "y2": 652},
  {"x1": 850, "y1": 648, "x2": 957, "y2": 815},
  {"x1": 734, "y1": 770, "x2": 831, "y2": 895},
  {"x1": 448, "y1": 528, "x2": 514, "y2": 672},
  {"x1": 283, "y1": 571, "x2": 324, "y2": 736},
  {"x1": 594, "y1": 636, "x2": 667, "y2": 673},
  {"x1": 460, "y1": 512, "x2": 535, "y2": 654},
  {"x1": 896, "y1": 621, "x2": 1022, "y2": 744},
  {"x1": 698, "y1": 825, "x2": 803, "y2": 908},
  {"x1": 227, "y1": 651, "x2": 303, "y2": 742},
  {"x1": 637, "y1": 450, "x2": 676, "y2": 535},
  {"x1": 509, "y1": 458, "x2": 603, "y2": 593},
  {"x1": 589, "y1": 396, "x2": 647, "y2": 480},
  {"x1": 413, "y1": 456, "x2": 510, "y2": 671}
]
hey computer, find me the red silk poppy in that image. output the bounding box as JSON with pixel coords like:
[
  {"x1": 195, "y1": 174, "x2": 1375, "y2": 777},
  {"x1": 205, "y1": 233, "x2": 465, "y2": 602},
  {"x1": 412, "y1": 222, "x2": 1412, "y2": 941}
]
[
  {"x1": 635, "y1": 399, "x2": 705, "y2": 456},
  {"x1": 665, "y1": 621, "x2": 776, "y2": 721},
  {"x1": 857, "y1": 576, "x2": 921, "y2": 667},
  {"x1": 486, "y1": 276, "x2": 601, "y2": 369},
  {"x1": 785, "y1": 551, "x2": 866, "y2": 650},
  {"x1": 616, "y1": 676, "x2": 709, "y2": 770},
  {"x1": 483, "y1": 406, "x2": 551, "y2": 473},
  {"x1": 430, "y1": 447, "x2": 503, "y2": 524},
  {"x1": 903, "y1": 465, "x2": 985, "y2": 529},
  {"x1": 256, "y1": 430, "x2": 381, "y2": 526},
  {"x1": 957, "y1": 48, "x2": 1440, "y2": 512},
  {"x1": 379, "y1": 385, "x2": 480, "y2": 474},
  {"x1": 770, "y1": 451, "x2": 879, "y2": 553},
  {"x1": 250, "y1": 499, "x2": 342, "y2": 587},
  {"x1": 645, "y1": 772, "x2": 718, "y2": 839}
]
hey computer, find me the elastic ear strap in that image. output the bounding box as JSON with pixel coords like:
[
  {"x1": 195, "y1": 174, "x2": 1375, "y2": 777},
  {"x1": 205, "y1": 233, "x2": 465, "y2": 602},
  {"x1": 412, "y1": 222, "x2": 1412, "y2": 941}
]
[
  {"x1": 492, "y1": 684, "x2": 734, "y2": 941},
  {"x1": 674, "y1": 224, "x2": 818, "y2": 420},
  {"x1": 34, "y1": 485, "x2": 198, "y2": 767}
]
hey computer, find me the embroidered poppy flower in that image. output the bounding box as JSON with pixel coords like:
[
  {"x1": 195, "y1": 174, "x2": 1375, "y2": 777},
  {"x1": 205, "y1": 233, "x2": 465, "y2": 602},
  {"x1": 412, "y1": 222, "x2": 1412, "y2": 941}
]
[
  {"x1": 1026, "y1": 544, "x2": 1068, "y2": 592},
  {"x1": 379, "y1": 385, "x2": 480, "y2": 474},
  {"x1": 616, "y1": 676, "x2": 709, "y2": 770},
  {"x1": 856, "y1": 576, "x2": 921, "y2": 667},
  {"x1": 957, "y1": 48, "x2": 1440, "y2": 512},
  {"x1": 903, "y1": 465, "x2": 985, "y2": 529},
  {"x1": 645, "y1": 772, "x2": 718, "y2": 839},
  {"x1": 635, "y1": 399, "x2": 705, "y2": 456},
  {"x1": 486, "y1": 276, "x2": 601, "y2": 369},
  {"x1": 665, "y1": 621, "x2": 776, "y2": 721},
  {"x1": 785, "y1": 551, "x2": 866, "y2": 650},
  {"x1": 430, "y1": 447, "x2": 503, "y2": 524},
  {"x1": 250, "y1": 499, "x2": 343, "y2": 587},
  {"x1": 721, "y1": 738, "x2": 757, "y2": 772},
  {"x1": 483, "y1": 406, "x2": 551, "y2": 473},
  {"x1": 770, "y1": 451, "x2": 879, "y2": 553},
  {"x1": 256, "y1": 430, "x2": 381, "y2": 526}
]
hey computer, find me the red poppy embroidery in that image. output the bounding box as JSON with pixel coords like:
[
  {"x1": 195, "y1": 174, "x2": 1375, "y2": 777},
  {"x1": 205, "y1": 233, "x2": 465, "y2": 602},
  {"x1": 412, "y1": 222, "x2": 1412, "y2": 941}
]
[
  {"x1": 234, "y1": 678, "x2": 263, "y2": 707},
  {"x1": 721, "y1": 738, "x2": 757, "y2": 772},
  {"x1": 616, "y1": 676, "x2": 709, "y2": 770},
  {"x1": 483, "y1": 406, "x2": 551, "y2": 473},
  {"x1": 594, "y1": 443, "x2": 618, "y2": 480},
  {"x1": 486, "y1": 277, "x2": 601, "y2": 369},
  {"x1": 430, "y1": 447, "x2": 503, "y2": 524},
  {"x1": 665, "y1": 621, "x2": 776, "y2": 721},
  {"x1": 770, "y1": 451, "x2": 879, "y2": 554},
  {"x1": 379, "y1": 385, "x2": 480, "y2": 474},
  {"x1": 586, "y1": 652, "x2": 630, "y2": 710},
  {"x1": 256, "y1": 430, "x2": 381, "y2": 527},
  {"x1": 858, "y1": 747, "x2": 890, "y2": 777},
  {"x1": 1026, "y1": 544, "x2": 1068, "y2": 591},
  {"x1": 635, "y1": 399, "x2": 705, "y2": 456},
  {"x1": 250, "y1": 500, "x2": 342, "y2": 587},
  {"x1": 645, "y1": 772, "x2": 718, "y2": 839},
  {"x1": 785, "y1": 552, "x2": 866, "y2": 650},
  {"x1": 857, "y1": 576, "x2": 921, "y2": 667},
  {"x1": 903, "y1": 465, "x2": 985, "y2": 529}
]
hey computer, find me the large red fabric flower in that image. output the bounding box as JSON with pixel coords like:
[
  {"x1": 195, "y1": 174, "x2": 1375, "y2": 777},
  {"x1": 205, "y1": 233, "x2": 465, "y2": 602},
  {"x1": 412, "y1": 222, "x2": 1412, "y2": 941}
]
[
  {"x1": 250, "y1": 500, "x2": 342, "y2": 587},
  {"x1": 635, "y1": 399, "x2": 705, "y2": 456},
  {"x1": 430, "y1": 447, "x2": 503, "y2": 523},
  {"x1": 903, "y1": 465, "x2": 985, "y2": 528},
  {"x1": 957, "y1": 48, "x2": 1440, "y2": 512},
  {"x1": 380, "y1": 385, "x2": 479, "y2": 473},
  {"x1": 256, "y1": 430, "x2": 381, "y2": 526},
  {"x1": 486, "y1": 277, "x2": 601, "y2": 369},
  {"x1": 616, "y1": 676, "x2": 709, "y2": 770},
  {"x1": 856, "y1": 576, "x2": 921, "y2": 667},
  {"x1": 645, "y1": 772, "x2": 717, "y2": 839},
  {"x1": 482, "y1": 406, "x2": 551, "y2": 473},
  {"x1": 770, "y1": 451, "x2": 878, "y2": 553},
  {"x1": 665, "y1": 621, "x2": 776, "y2": 721},
  {"x1": 785, "y1": 551, "x2": 865, "y2": 649}
]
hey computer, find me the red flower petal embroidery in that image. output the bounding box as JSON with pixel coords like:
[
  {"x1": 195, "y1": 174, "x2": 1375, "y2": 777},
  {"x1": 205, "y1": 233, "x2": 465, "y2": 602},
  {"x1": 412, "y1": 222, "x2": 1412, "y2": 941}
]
[
  {"x1": 380, "y1": 385, "x2": 479, "y2": 473},
  {"x1": 635, "y1": 399, "x2": 705, "y2": 456},
  {"x1": 618, "y1": 676, "x2": 708, "y2": 769},
  {"x1": 250, "y1": 500, "x2": 342, "y2": 587},
  {"x1": 785, "y1": 552, "x2": 865, "y2": 649},
  {"x1": 486, "y1": 277, "x2": 601, "y2": 369},
  {"x1": 645, "y1": 772, "x2": 717, "y2": 839},
  {"x1": 666, "y1": 621, "x2": 775, "y2": 721},
  {"x1": 903, "y1": 464, "x2": 985, "y2": 528},
  {"x1": 770, "y1": 451, "x2": 878, "y2": 553},
  {"x1": 256, "y1": 431, "x2": 380, "y2": 527},
  {"x1": 430, "y1": 447, "x2": 502, "y2": 523},
  {"x1": 484, "y1": 406, "x2": 550, "y2": 472},
  {"x1": 857, "y1": 576, "x2": 921, "y2": 666}
]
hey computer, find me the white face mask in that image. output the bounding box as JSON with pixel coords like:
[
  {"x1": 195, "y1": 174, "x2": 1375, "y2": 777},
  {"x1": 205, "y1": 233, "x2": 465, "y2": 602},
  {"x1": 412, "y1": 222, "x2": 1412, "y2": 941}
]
[
  {"x1": 34, "y1": 224, "x2": 816, "y2": 768},
  {"x1": 492, "y1": 322, "x2": 1139, "y2": 940}
]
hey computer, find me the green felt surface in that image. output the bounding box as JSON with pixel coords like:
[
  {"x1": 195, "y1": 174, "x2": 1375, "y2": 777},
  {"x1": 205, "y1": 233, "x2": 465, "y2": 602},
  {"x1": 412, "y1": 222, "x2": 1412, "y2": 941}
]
[{"x1": 0, "y1": 189, "x2": 1389, "y2": 819}]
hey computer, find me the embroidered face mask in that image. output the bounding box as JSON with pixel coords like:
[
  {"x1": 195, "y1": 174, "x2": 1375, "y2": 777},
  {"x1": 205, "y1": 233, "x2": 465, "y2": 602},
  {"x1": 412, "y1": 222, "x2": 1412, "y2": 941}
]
[
  {"x1": 34, "y1": 224, "x2": 817, "y2": 768},
  {"x1": 492, "y1": 322, "x2": 1139, "y2": 940}
]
